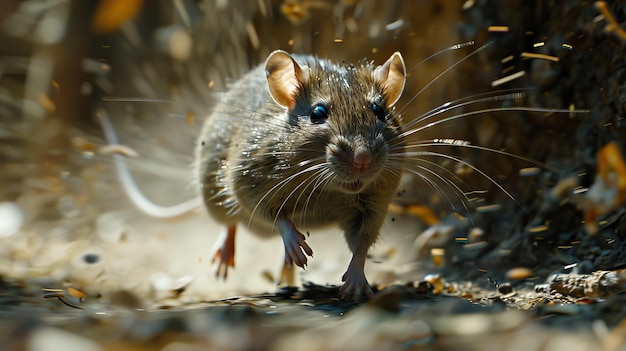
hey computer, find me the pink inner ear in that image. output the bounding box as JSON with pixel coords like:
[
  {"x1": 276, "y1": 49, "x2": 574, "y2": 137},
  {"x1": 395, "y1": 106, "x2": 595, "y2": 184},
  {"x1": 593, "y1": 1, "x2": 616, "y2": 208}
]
[
  {"x1": 265, "y1": 51, "x2": 307, "y2": 109},
  {"x1": 374, "y1": 52, "x2": 406, "y2": 107}
]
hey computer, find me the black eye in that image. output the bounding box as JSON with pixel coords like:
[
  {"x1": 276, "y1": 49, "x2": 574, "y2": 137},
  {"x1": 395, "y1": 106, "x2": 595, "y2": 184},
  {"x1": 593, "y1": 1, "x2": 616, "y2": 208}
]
[
  {"x1": 371, "y1": 103, "x2": 386, "y2": 121},
  {"x1": 310, "y1": 104, "x2": 329, "y2": 124}
]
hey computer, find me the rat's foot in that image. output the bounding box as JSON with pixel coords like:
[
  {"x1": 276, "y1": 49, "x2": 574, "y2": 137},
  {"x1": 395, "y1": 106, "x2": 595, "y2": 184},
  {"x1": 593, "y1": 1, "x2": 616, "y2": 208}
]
[
  {"x1": 210, "y1": 225, "x2": 236, "y2": 279},
  {"x1": 277, "y1": 217, "x2": 313, "y2": 268},
  {"x1": 339, "y1": 245, "x2": 373, "y2": 299},
  {"x1": 340, "y1": 265, "x2": 374, "y2": 299}
]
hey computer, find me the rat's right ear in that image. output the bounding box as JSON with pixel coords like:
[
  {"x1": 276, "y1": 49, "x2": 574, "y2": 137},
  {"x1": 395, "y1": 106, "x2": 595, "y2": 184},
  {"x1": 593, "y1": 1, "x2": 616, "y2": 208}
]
[{"x1": 265, "y1": 50, "x2": 309, "y2": 109}]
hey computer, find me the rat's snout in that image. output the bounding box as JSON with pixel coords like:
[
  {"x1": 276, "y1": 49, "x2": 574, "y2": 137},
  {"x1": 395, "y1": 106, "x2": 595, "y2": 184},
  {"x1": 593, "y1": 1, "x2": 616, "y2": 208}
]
[{"x1": 350, "y1": 150, "x2": 372, "y2": 170}]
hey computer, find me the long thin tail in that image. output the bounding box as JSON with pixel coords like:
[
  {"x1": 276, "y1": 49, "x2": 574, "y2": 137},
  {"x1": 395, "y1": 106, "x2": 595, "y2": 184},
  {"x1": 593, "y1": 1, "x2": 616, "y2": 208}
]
[{"x1": 96, "y1": 108, "x2": 203, "y2": 218}]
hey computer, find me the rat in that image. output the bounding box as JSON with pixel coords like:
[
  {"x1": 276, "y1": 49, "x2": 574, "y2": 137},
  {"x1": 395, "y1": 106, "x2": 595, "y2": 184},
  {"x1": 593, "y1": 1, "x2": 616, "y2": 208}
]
[{"x1": 194, "y1": 50, "x2": 406, "y2": 297}]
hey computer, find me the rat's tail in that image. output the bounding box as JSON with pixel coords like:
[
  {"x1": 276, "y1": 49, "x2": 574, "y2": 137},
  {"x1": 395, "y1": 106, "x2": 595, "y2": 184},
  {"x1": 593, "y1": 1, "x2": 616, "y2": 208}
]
[{"x1": 96, "y1": 108, "x2": 203, "y2": 218}]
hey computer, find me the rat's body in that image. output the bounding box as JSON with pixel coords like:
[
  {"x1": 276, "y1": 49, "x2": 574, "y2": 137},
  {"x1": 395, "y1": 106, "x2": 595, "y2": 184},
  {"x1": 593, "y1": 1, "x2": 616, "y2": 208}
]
[{"x1": 195, "y1": 51, "x2": 406, "y2": 297}]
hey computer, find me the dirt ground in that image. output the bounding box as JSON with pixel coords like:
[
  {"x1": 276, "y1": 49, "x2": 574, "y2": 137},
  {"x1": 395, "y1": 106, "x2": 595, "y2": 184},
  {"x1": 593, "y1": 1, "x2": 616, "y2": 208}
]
[{"x1": 1, "y1": 1, "x2": 626, "y2": 350}]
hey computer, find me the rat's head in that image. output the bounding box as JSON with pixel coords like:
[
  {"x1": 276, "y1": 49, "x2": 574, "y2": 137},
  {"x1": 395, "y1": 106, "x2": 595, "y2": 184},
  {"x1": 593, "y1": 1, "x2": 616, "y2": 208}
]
[{"x1": 265, "y1": 50, "x2": 406, "y2": 194}]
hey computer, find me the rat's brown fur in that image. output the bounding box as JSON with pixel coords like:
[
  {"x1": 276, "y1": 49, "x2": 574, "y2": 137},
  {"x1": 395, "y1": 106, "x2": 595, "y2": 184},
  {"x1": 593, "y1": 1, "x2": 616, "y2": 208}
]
[{"x1": 195, "y1": 51, "x2": 406, "y2": 297}]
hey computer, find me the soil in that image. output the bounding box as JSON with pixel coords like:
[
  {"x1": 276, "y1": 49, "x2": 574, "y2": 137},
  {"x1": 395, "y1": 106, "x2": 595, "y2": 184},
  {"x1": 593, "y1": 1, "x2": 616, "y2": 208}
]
[{"x1": 1, "y1": 1, "x2": 626, "y2": 350}]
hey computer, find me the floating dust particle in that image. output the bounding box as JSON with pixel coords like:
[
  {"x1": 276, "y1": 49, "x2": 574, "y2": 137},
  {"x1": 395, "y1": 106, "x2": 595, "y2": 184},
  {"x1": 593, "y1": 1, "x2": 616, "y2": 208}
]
[
  {"x1": 72, "y1": 137, "x2": 98, "y2": 152},
  {"x1": 520, "y1": 52, "x2": 560, "y2": 62},
  {"x1": 487, "y1": 25, "x2": 509, "y2": 32},
  {"x1": 51, "y1": 80, "x2": 60, "y2": 90},
  {"x1": 281, "y1": 2, "x2": 309, "y2": 23},
  {"x1": 431, "y1": 248, "x2": 445, "y2": 267},
  {"x1": 462, "y1": 0, "x2": 475, "y2": 10},
  {"x1": 372, "y1": 48, "x2": 378, "y2": 54},
  {"x1": 573, "y1": 187, "x2": 589, "y2": 194},
  {"x1": 475, "y1": 204, "x2": 502, "y2": 213},
  {"x1": 246, "y1": 22, "x2": 260, "y2": 49},
  {"x1": 37, "y1": 93, "x2": 55, "y2": 112},
  {"x1": 334, "y1": 38, "x2": 343, "y2": 43},
  {"x1": 562, "y1": 43, "x2": 574, "y2": 50},
  {"x1": 533, "y1": 41, "x2": 545, "y2": 47},
  {"x1": 519, "y1": 167, "x2": 541, "y2": 177},
  {"x1": 506, "y1": 267, "x2": 533, "y2": 280},
  {"x1": 468, "y1": 227, "x2": 484, "y2": 243},
  {"x1": 66, "y1": 287, "x2": 86, "y2": 300},
  {"x1": 288, "y1": 39, "x2": 294, "y2": 46},
  {"x1": 80, "y1": 82, "x2": 93, "y2": 95},
  {"x1": 462, "y1": 241, "x2": 488, "y2": 250},
  {"x1": 208, "y1": 80, "x2": 214, "y2": 88},
  {"x1": 550, "y1": 177, "x2": 578, "y2": 199},
  {"x1": 491, "y1": 70, "x2": 525, "y2": 87},
  {"x1": 99, "y1": 144, "x2": 139, "y2": 157},
  {"x1": 501, "y1": 65, "x2": 515, "y2": 75},
  {"x1": 385, "y1": 19, "x2": 404, "y2": 31},
  {"x1": 186, "y1": 110, "x2": 195, "y2": 126},
  {"x1": 501, "y1": 55, "x2": 514, "y2": 63},
  {"x1": 528, "y1": 225, "x2": 549, "y2": 233},
  {"x1": 595, "y1": 1, "x2": 626, "y2": 40},
  {"x1": 92, "y1": 0, "x2": 144, "y2": 33}
]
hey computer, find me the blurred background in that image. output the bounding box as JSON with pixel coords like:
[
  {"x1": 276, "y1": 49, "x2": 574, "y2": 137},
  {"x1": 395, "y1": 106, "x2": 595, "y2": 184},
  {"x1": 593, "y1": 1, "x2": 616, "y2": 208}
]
[{"x1": 2, "y1": 1, "x2": 626, "y2": 348}]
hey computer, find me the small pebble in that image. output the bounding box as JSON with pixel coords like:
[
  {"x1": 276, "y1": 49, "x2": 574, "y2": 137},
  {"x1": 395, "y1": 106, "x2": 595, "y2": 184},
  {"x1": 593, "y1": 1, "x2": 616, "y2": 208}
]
[{"x1": 497, "y1": 283, "x2": 513, "y2": 295}]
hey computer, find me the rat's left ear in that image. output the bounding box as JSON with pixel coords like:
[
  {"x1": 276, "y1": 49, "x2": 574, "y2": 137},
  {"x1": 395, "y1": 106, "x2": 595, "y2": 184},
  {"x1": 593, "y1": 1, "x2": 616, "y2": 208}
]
[
  {"x1": 265, "y1": 50, "x2": 309, "y2": 109},
  {"x1": 373, "y1": 52, "x2": 406, "y2": 107}
]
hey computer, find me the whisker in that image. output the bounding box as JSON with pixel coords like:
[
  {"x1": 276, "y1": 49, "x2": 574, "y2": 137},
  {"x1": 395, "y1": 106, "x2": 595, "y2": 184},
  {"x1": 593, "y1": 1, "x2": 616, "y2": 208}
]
[
  {"x1": 398, "y1": 106, "x2": 586, "y2": 141},
  {"x1": 406, "y1": 40, "x2": 476, "y2": 75},
  {"x1": 300, "y1": 169, "x2": 333, "y2": 228},
  {"x1": 394, "y1": 140, "x2": 558, "y2": 171},
  {"x1": 247, "y1": 160, "x2": 327, "y2": 227},
  {"x1": 398, "y1": 41, "x2": 493, "y2": 115},
  {"x1": 388, "y1": 160, "x2": 474, "y2": 216},
  {"x1": 272, "y1": 167, "x2": 328, "y2": 230},
  {"x1": 102, "y1": 97, "x2": 172, "y2": 103},
  {"x1": 399, "y1": 150, "x2": 524, "y2": 210},
  {"x1": 400, "y1": 90, "x2": 528, "y2": 130},
  {"x1": 389, "y1": 161, "x2": 459, "y2": 214}
]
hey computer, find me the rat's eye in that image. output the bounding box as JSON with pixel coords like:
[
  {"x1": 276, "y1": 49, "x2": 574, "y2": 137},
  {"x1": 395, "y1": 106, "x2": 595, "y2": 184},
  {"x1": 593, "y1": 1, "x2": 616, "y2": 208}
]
[
  {"x1": 371, "y1": 103, "x2": 386, "y2": 121},
  {"x1": 310, "y1": 104, "x2": 329, "y2": 124}
]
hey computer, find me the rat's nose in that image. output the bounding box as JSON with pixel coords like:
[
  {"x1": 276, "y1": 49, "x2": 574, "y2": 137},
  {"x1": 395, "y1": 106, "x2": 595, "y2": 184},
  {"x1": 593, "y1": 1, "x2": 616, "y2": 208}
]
[{"x1": 352, "y1": 151, "x2": 372, "y2": 170}]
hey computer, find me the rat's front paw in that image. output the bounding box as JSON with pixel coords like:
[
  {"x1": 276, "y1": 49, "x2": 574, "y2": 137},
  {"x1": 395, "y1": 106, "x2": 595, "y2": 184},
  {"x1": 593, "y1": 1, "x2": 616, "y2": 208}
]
[
  {"x1": 210, "y1": 226, "x2": 236, "y2": 279},
  {"x1": 283, "y1": 230, "x2": 313, "y2": 268},
  {"x1": 340, "y1": 267, "x2": 374, "y2": 299},
  {"x1": 278, "y1": 217, "x2": 313, "y2": 269}
]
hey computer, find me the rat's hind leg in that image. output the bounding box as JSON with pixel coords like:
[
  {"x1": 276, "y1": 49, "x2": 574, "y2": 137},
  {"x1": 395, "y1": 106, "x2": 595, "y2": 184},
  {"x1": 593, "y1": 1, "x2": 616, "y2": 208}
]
[
  {"x1": 210, "y1": 225, "x2": 236, "y2": 279},
  {"x1": 279, "y1": 261, "x2": 296, "y2": 286},
  {"x1": 277, "y1": 216, "x2": 313, "y2": 269}
]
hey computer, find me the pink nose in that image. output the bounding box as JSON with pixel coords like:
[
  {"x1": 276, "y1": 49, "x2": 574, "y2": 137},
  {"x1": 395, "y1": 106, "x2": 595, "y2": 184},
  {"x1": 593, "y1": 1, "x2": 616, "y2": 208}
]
[{"x1": 352, "y1": 152, "x2": 372, "y2": 170}]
